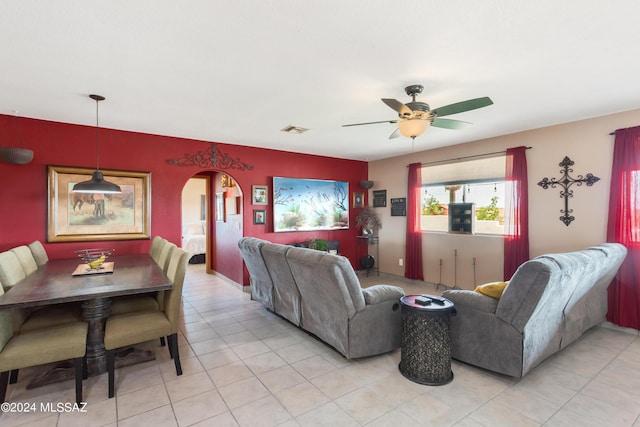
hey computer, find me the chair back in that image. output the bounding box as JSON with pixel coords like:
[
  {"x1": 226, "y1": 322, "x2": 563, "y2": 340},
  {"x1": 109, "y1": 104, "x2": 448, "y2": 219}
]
[
  {"x1": 0, "y1": 251, "x2": 27, "y2": 290},
  {"x1": 238, "y1": 237, "x2": 274, "y2": 310},
  {"x1": 0, "y1": 285, "x2": 13, "y2": 352},
  {"x1": 285, "y1": 246, "x2": 366, "y2": 356},
  {"x1": 11, "y1": 246, "x2": 38, "y2": 275},
  {"x1": 149, "y1": 236, "x2": 164, "y2": 262},
  {"x1": 28, "y1": 241, "x2": 49, "y2": 266},
  {"x1": 157, "y1": 242, "x2": 176, "y2": 274},
  {"x1": 164, "y1": 248, "x2": 190, "y2": 330}
]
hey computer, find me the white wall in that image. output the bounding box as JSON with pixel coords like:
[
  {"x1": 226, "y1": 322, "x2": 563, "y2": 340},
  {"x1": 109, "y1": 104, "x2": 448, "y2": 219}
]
[
  {"x1": 181, "y1": 178, "x2": 207, "y2": 225},
  {"x1": 368, "y1": 108, "x2": 639, "y2": 289}
]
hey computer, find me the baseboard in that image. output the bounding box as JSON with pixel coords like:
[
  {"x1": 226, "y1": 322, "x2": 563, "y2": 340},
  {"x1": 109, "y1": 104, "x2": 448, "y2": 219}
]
[
  {"x1": 211, "y1": 271, "x2": 250, "y2": 293},
  {"x1": 599, "y1": 321, "x2": 640, "y2": 336}
]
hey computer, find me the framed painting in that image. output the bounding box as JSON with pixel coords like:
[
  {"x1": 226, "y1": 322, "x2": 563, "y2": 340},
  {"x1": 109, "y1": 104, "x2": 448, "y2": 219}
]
[
  {"x1": 273, "y1": 177, "x2": 348, "y2": 232},
  {"x1": 372, "y1": 189, "x2": 387, "y2": 207},
  {"x1": 353, "y1": 192, "x2": 364, "y2": 208},
  {"x1": 252, "y1": 185, "x2": 268, "y2": 205},
  {"x1": 253, "y1": 209, "x2": 266, "y2": 225},
  {"x1": 47, "y1": 165, "x2": 150, "y2": 242}
]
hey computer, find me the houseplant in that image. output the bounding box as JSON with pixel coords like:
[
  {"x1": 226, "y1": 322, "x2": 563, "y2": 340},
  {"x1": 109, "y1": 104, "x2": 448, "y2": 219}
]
[
  {"x1": 355, "y1": 205, "x2": 382, "y2": 236},
  {"x1": 308, "y1": 238, "x2": 328, "y2": 251}
]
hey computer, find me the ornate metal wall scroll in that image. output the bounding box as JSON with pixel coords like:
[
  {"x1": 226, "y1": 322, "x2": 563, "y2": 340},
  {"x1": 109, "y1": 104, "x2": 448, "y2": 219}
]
[
  {"x1": 167, "y1": 143, "x2": 253, "y2": 171},
  {"x1": 537, "y1": 156, "x2": 599, "y2": 226}
]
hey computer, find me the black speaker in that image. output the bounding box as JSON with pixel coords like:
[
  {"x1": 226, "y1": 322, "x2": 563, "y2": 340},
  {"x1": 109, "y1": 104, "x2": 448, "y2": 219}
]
[{"x1": 360, "y1": 255, "x2": 375, "y2": 269}]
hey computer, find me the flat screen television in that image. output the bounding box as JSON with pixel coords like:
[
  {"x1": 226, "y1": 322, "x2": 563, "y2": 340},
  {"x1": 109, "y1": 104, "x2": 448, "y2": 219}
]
[{"x1": 273, "y1": 177, "x2": 349, "y2": 232}]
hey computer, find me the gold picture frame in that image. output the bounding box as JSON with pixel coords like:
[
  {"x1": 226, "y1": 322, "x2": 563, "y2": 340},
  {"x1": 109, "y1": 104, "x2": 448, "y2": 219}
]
[
  {"x1": 47, "y1": 165, "x2": 151, "y2": 242},
  {"x1": 353, "y1": 192, "x2": 364, "y2": 208}
]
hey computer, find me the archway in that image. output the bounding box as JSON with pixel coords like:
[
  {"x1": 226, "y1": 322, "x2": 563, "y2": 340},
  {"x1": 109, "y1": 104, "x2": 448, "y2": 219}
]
[{"x1": 180, "y1": 171, "x2": 244, "y2": 284}]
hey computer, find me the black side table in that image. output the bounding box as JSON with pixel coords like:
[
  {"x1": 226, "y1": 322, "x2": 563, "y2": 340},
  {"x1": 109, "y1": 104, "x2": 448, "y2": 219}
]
[{"x1": 399, "y1": 294, "x2": 455, "y2": 385}]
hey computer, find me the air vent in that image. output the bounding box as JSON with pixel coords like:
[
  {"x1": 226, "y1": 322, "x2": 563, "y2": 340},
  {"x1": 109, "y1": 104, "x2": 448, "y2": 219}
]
[{"x1": 281, "y1": 125, "x2": 309, "y2": 134}]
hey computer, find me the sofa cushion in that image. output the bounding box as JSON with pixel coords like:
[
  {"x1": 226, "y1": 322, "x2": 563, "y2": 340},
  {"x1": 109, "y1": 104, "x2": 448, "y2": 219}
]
[
  {"x1": 362, "y1": 285, "x2": 404, "y2": 305},
  {"x1": 443, "y1": 289, "x2": 499, "y2": 314},
  {"x1": 286, "y1": 248, "x2": 365, "y2": 356},
  {"x1": 261, "y1": 243, "x2": 302, "y2": 325}
]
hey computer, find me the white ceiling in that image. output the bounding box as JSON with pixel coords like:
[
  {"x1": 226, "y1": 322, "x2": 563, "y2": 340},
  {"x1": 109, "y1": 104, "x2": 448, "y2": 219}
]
[{"x1": 2, "y1": 1, "x2": 640, "y2": 161}]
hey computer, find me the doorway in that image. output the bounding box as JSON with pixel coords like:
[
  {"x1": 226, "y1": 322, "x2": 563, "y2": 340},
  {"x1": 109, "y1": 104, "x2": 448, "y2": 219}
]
[
  {"x1": 180, "y1": 172, "x2": 244, "y2": 283},
  {"x1": 181, "y1": 176, "x2": 209, "y2": 268}
]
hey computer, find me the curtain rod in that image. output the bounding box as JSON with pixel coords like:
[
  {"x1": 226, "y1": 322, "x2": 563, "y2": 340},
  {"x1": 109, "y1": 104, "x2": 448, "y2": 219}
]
[{"x1": 410, "y1": 146, "x2": 532, "y2": 167}]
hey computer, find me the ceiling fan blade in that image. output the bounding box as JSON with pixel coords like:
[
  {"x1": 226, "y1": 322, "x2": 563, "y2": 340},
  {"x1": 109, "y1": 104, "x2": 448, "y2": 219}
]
[
  {"x1": 432, "y1": 97, "x2": 493, "y2": 117},
  {"x1": 342, "y1": 119, "x2": 399, "y2": 127},
  {"x1": 381, "y1": 98, "x2": 412, "y2": 117},
  {"x1": 388, "y1": 128, "x2": 401, "y2": 139},
  {"x1": 431, "y1": 117, "x2": 473, "y2": 130}
]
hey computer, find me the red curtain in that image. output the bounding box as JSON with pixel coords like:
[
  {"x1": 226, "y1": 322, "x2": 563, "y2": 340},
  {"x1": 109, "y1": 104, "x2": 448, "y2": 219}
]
[
  {"x1": 503, "y1": 146, "x2": 530, "y2": 280},
  {"x1": 606, "y1": 126, "x2": 640, "y2": 329},
  {"x1": 405, "y1": 163, "x2": 424, "y2": 280}
]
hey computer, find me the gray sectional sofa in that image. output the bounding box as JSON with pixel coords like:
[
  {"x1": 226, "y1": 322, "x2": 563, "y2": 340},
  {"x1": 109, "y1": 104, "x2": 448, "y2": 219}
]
[
  {"x1": 238, "y1": 237, "x2": 404, "y2": 358},
  {"x1": 443, "y1": 243, "x2": 627, "y2": 377}
]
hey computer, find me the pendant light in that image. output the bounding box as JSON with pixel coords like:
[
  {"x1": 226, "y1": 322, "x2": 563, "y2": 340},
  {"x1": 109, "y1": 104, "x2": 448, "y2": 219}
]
[{"x1": 72, "y1": 94, "x2": 121, "y2": 194}]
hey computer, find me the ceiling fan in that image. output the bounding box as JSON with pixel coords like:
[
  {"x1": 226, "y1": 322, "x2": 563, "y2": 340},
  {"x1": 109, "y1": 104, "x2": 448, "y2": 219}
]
[{"x1": 343, "y1": 84, "x2": 493, "y2": 140}]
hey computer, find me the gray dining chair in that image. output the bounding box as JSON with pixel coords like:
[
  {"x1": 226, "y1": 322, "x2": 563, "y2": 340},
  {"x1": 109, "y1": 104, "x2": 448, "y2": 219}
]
[
  {"x1": 0, "y1": 247, "x2": 81, "y2": 334},
  {"x1": 104, "y1": 247, "x2": 189, "y2": 398},
  {"x1": 157, "y1": 242, "x2": 176, "y2": 275},
  {"x1": 149, "y1": 236, "x2": 165, "y2": 263},
  {"x1": 109, "y1": 242, "x2": 176, "y2": 316},
  {"x1": 10, "y1": 246, "x2": 38, "y2": 276},
  {"x1": 0, "y1": 286, "x2": 88, "y2": 404},
  {"x1": 0, "y1": 246, "x2": 81, "y2": 385},
  {"x1": 0, "y1": 251, "x2": 26, "y2": 292},
  {"x1": 28, "y1": 241, "x2": 49, "y2": 267}
]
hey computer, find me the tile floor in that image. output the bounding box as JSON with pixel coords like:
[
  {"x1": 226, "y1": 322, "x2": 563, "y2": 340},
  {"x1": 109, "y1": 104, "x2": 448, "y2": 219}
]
[{"x1": 2, "y1": 265, "x2": 640, "y2": 426}]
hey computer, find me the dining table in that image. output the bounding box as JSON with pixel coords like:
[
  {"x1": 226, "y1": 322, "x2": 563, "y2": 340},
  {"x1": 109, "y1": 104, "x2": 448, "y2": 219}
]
[{"x1": 0, "y1": 253, "x2": 173, "y2": 385}]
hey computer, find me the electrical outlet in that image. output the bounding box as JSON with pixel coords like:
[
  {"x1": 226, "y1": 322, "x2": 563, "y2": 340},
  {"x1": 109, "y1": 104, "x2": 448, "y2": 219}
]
[{"x1": 399, "y1": 258, "x2": 404, "y2": 266}]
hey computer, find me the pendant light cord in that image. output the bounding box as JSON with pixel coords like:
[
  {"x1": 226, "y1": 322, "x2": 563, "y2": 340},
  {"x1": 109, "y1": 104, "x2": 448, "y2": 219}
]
[
  {"x1": 95, "y1": 97, "x2": 100, "y2": 170},
  {"x1": 13, "y1": 111, "x2": 24, "y2": 149}
]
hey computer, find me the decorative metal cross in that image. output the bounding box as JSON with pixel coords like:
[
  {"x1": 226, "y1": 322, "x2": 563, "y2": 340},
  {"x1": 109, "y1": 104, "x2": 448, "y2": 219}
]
[{"x1": 537, "y1": 156, "x2": 600, "y2": 226}]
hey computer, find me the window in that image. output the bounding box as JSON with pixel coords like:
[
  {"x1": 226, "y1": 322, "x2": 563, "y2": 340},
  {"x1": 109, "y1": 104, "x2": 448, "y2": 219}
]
[{"x1": 420, "y1": 156, "x2": 506, "y2": 235}]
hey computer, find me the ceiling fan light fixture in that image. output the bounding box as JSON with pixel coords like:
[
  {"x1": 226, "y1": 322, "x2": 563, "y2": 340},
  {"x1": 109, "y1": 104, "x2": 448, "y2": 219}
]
[
  {"x1": 398, "y1": 119, "x2": 429, "y2": 139},
  {"x1": 72, "y1": 94, "x2": 121, "y2": 194}
]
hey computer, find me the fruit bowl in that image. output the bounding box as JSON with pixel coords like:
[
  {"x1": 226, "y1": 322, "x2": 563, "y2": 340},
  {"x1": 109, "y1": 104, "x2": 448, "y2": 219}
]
[{"x1": 74, "y1": 248, "x2": 115, "y2": 270}]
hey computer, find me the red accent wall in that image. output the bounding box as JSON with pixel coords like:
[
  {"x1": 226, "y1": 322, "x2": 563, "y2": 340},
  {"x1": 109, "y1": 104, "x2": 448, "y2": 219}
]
[{"x1": 0, "y1": 115, "x2": 368, "y2": 285}]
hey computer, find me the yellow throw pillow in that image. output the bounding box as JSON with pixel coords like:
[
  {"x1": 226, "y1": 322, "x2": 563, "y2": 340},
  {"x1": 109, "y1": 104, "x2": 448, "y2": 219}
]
[{"x1": 474, "y1": 281, "x2": 508, "y2": 299}]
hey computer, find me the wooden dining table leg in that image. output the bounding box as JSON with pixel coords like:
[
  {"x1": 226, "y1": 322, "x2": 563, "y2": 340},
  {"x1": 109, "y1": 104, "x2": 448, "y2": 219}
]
[{"x1": 81, "y1": 297, "x2": 111, "y2": 376}]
